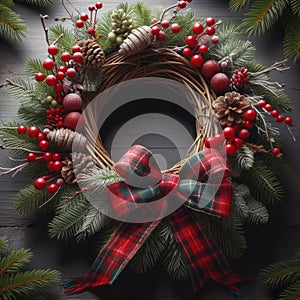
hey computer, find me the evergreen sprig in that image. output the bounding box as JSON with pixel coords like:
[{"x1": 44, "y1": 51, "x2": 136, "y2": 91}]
[{"x1": 15, "y1": 0, "x2": 53, "y2": 7}]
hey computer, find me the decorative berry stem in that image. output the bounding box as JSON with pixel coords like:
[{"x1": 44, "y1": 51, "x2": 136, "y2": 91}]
[
  {"x1": 151, "y1": 3, "x2": 182, "y2": 28},
  {"x1": 0, "y1": 162, "x2": 29, "y2": 177},
  {"x1": 39, "y1": 187, "x2": 61, "y2": 209},
  {"x1": 40, "y1": 15, "x2": 51, "y2": 46},
  {"x1": 250, "y1": 59, "x2": 290, "y2": 78}
]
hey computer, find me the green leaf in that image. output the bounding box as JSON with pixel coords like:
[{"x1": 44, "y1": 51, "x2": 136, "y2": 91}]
[
  {"x1": 290, "y1": 0, "x2": 300, "y2": 16},
  {"x1": 283, "y1": 17, "x2": 300, "y2": 64},
  {"x1": 236, "y1": 145, "x2": 254, "y2": 170},
  {"x1": 232, "y1": 183, "x2": 250, "y2": 219},
  {"x1": 15, "y1": 0, "x2": 54, "y2": 7},
  {"x1": 0, "y1": 249, "x2": 33, "y2": 276},
  {"x1": 0, "y1": 237, "x2": 8, "y2": 256},
  {"x1": 246, "y1": 198, "x2": 269, "y2": 224},
  {"x1": 1, "y1": 0, "x2": 14, "y2": 9},
  {"x1": 279, "y1": 280, "x2": 300, "y2": 300},
  {"x1": 240, "y1": 0, "x2": 289, "y2": 36},
  {"x1": 0, "y1": 4, "x2": 26, "y2": 40},
  {"x1": 229, "y1": 0, "x2": 253, "y2": 11}
]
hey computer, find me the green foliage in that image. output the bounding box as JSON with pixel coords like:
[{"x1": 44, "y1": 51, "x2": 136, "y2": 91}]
[
  {"x1": 15, "y1": 0, "x2": 53, "y2": 7},
  {"x1": 236, "y1": 145, "x2": 254, "y2": 170},
  {"x1": 290, "y1": 0, "x2": 300, "y2": 16},
  {"x1": 26, "y1": 59, "x2": 47, "y2": 77},
  {"x1": 246, "y1": 198, "x2": 269, "y2": 224},
  {"x1": 229, "y1": 0, "x2": 253, "y2": 11},
  {"x1": 283, "y1": 17, "x2": 300, "y2": 64},
  {"x1": 133, "y1": 2, "x2": 152, "y2": 26},
  {"x1": 0, "y1": 3, "x2": 26, "y2": 40},
  {"x1": 260, "y1": 249, "x2": 300, "y2": 299},
  {"x1": 0, "y1": 237, "x2": 60, "y2": 300}
]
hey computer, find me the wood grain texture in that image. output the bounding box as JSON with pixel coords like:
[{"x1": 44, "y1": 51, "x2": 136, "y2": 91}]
[{"x1": 0, "y1": 1, "x2": 300, "y2": 299}]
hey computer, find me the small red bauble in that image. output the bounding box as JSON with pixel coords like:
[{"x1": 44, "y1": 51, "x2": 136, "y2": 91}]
[
  {"x1": 35, "y1": 72, "x2": 45, "y2": 82},
  {"x1": 95, "y1": 2, "x2": 103, "y2": 9},
  {"x1": 271, "y1": 110, "x2": 279, "y2": 117},
  {"x1": 225, "y1": 143, "x2": 236, "y2": 156},
  {"x1": 178, "y1": 1, "x2": 186, "y2": 8},
  {"x1": 56, "y1": 71, "x2": 65, "y2": 80},
  {"x1": 183, "y1": 47, "x2": 192, "y2": 57},
  {"x1": 272, "y1": 147, "x2": 281, "y2": 155},
  {"x1": 244, "y1": 109, "x2": 257, "y2": 121},
  {"x1": 276, "y1": 115, "x2": 284, "y2": 122},
  {"x1": 284, "y1": 116, "x2": 293, "y2": 124},
  {"x1": 151, "y1": 19, "x2": 158, "y2": 25},
  {"x1": 238, "y1": 129, "x2": 250, "y2": 140},
  {"x1": 192, "y1": 23, "x2": 204, "y2": 35},
  {"x1": 52, "y1": 153, "x2": 61, "y2": 161},
  {"x1": 151, "y1": 26, "x2": 160, "y2": 36},
  {"x1": 64, "y1": 111, "x2": 83, "y2": 130},
  {"x1": 66, "y1": 68, "x2": 76, "y2": 77},
  {"x1": 43, "y1": 152, "x2": 52, "y2": 162},
  {"x1": 80, "y1": 13, "x2": 89, "y2": 21},
  {"x1": 52, "y1": 161, "x2": 63, "y2": 172},
  {"x1": 88, "y1": 5, "x2": 95, "y2": 11},
  {"x1": 34, "y1": 177, "x2": 47, "y2": 190},
  {"x1": 206, "y1": 17, "x2": 215, "y2": 26},
  {"x1": 87, "y1": 27, "x2": 96, "y2": 36},
  {"x1": 63, "y1": 93, "x2": 83, "y2": 112},
  {"x1": 206, "y1": 26, "x2": 215, "y2": 36},
  {"x1": 210, "y1": 73, "x2": 230, "y2": 93},
  {"x1": 211, "y1": 36, "x2": 219, "y2": 44},
  {"x1": 244, "y1": 120, "x2": 254, "y2": 129},
  {"x1": 48, "y1": 183, "x2": 59, "y2": 194},
  {"x1": 43, "y1": 58, "x2": 55, "y2": 70},
  {"x1": 36, "y1": 132, "x2": 46, "y2": 142},
  {"x1": 72, "y1": 45, "x2": 81, "y2": 53},
  {"x1": 45, "y1": 75, "x2": 57, "y2": 86},
  {"x1": 258, "y1": 100, "x2": 266, "y2": 108},
  {"x1": 186, "y1": 36, "x2": 197, "y2": 48},
  {"x1": 27, "y1": 152, "x2": 37, "y2": 162},
  {"x1": 171, "y1": 23, "x2": 181, "y2": 33},
  {"x1": 46, "y1": 161, "x2": 53, "y2": 170},
  {"x1": 204, "y1": 134, "x2": 223, "y2": 149},
  {"x1": 198, "y1": 44, "x2": 208, "y2": 54},
  {"x1": 234, "y1": 138, "x2": 243, "y2": 149},
  {"x1": 201, "y1": 60, "x2": 220, "y2": 79},
  {"x1": 264, "y1": 104, "x2": 272, "y2": 111},
  {"x1": 56, "y1": 178, "x2": 65, "y2": 186},
  {"x1": 223, "y1": 127, "x2": 235, "y2": 141},
  {"x1": 39, "y1": 140, "x2": 49, "y2": 151},
  {"x1": 76, "y1": 20, "x2": 84, "y2": 28},
  {"x1": 58, "y1": 65, "x2": 67, "y2": 73},
  {"x1": 61, "y1": 52, "x2": 71, "y2": 62},
  {"x1": 48, "y1": 44, "x2": 59, "y2": 56},
  {"x1": 28, "y1": 126, "x2": 40, "y2": 138},
  {"x1": 73, "y1": 52, "x2": 84, "y2": 62},
  {"x1": 190, "y1": 54, "x2": 204, "y2": 68},
  {"x1": 157, "y1": 31, "x2": 166, "y2": 41},
  {"x1": 54, "y1": 83, "x2": 63, "y2": 92},
  {"x1": 17, "y1": 125, "x2": 27, "y2": 135},
  {"x1": 161, "y1": 20, "x2": 170, "y2": 28}
]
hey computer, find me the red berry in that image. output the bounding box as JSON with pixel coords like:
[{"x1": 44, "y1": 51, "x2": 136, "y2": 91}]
[
  {"x1": 151, "y1": 26, "x2": 160, "y2": 36},
  {"x1": 63, "y1": 93, "x2": 83, "y2": 112},
  {"x1": 272, "y1": 147, "x2": 281, "y2": 155},
  {"x1": 151, "y1": 18, "x2": 158, "y2": 25},
  {"x1": 35, "y1": 72, "x2": 45, "y2": 82},
  {"x1": 204, "y1": 134, "x2": 224, "y2": 149},
  {"x1": 206, "y1": 17, "x2": 215, "y2": 26},
  {"x1": 276, "y1": 115, "x2": 284, "y2": 122},
  {"x1": 186, "y1": 36, "x2": 197, "y2": 48},
  {"x1": 88, "y1": 5, "x2": 95, "y2": 11},
  {"x1": 48, "y1": 183, "x2": 59, "y2": 194},
  {"x1": 72, "y1": 45, "x2": 81, "y2": 53},
  {"x1": 39, "y1": 140, "x2": 49, "y2": 151},
  {"x1": 46, "y1": 161, "x2": 53, "y2": 170},
  {"x1": 284, "y1": 116, "x2": 292, "y2": 124},
  {"x1": 95, "y1": 2, "x2": 103, "y2": 9},
  {"x1": 43, "y1": 58, "x2": 55, "y2": 70},
  {"x1": 56, "y1": 178, "x2": 65, "y2": 186},
  {"x1": 225, "y1": 143, "x2": 236, "y2": 156},
  {"x1": 66, "y1": 68, "x2": 76, "y2": 77},
  {"x1": 206, "y1": 26, "x2": 215, "y2": 36},
  {"x1": 223, "y1": 127, "x2": 235, "y2": 141},
  {"x1": 36, "y1": 132, "x2": 46, "y2": 142},
  {"x1": 28, "y1": 126, "x2": 40, "y2": 138},
  {"x1": 80, "y1": 13, "x2": 89, "y2": 21},
  {"x1": 178, "y1": 1, "x2": 186, "y2": 8},
  {"x1": 258, "y1": 100, "x2": 266, "y2": 108},
  {"x1": 193, "y1": 22, "x2": 204, "y2": 35},
  {"x1": 271, "y1": 110, "x2": 279, "y2": 117},
  {"x1": 52, "y1": 153, "x2": 61, "y2": 161},
  {"x1": 161, "y1": 20, "x2": 170, "y2": 28},
  {"x1": 87, "y1": 27, "x2": 96, "y2": 36},
  {"x1": 64, "y1": 111, "x2": 83, "y2": 130},
  {"x1": 73, "y1": 52, "x2": 83, "y2": 62},
  {"x1": 52, "y1": 161, "x2": 63, "y2": 172},
  {"x1": 45, "y1": 75, "x2": 57, "y2": 86},
  {"x1": 61, "y1": 52, "x2": 71, "y2": 62},
  {"x1": 56, "y1": 71, "x2": 65, "y2": 80},
  {"x1": 27, "y1": 152, "x2": 37, "y2": 162},
  {"x1": 204, "y1": 137, "x2": 211, "y2": 148},
  {"x1": 34, "y1": 177, "x2": 47, "y2": 190},
  {"x1": 76, "y1": 20, "x2": 84, "y2": 28},
  {"x1": 244, "y1": 109, "x2": 257, "y2": 121},
  {"x1": 264, "y1": 104, "x2": 272, "y2": 111},
  {"x1": 54, "y1": 83, "x2": 63, "y2": 92},
  {"x1": 157, "y1": 31, "x2": 166, "y2": 41},
  {"x1": 43, "y1": 152, "x2": 52, "y2": 162},
  {"x1": 244, "y1": 120, "x2": 254, "y2": 129},
  {"x1": 17, "y1": 125, "x2": 27, "y2": 135},
  {"x1": 48, "y1": 44, "x2": 59, "y2": 56},
  {"x1": 211, "y1": 36, "x2": 219, "y2": 44},
  {"x1": 234, "y1": 138, "x2": 243, "y2": 149},
  {"x1": 238, "y1": 129, "x2": 250, "y2": 140},
  {"x1": 190, "y1": 54, "x2": 204, "y2": 68},
  {"x1": 201, "y1": 60, "x2": 220, "y2": 79},
  {"x1": 183, "y1": 47, "x2": 192, "y2": 57},
  {"x1": 198, "y1": 44, "x2": 208, "y2": 54},
  {"x1": 58, "y1": 65, "x2": 67, "y2": 73},
  {"x1": 171, "y1": 23, "x2": 181, "y2": 33},
  {"x1": 210, "y1": 73, "x2": 230, "y2": 93}
]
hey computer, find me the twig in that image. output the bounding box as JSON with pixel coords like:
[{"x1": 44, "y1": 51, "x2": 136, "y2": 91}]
[
  {"x1": 39, "y1": 187, "x2": 61, "y2": 209},
  {"x1": 151, "y1": 4, "x2": 181, "y2": 27},
  {"x1": 250, "y1": 60, "x2": 290, "y2": 78},
  {"x1": 40, "y1": 14, "x2": 50, "y2": 46},
  {"x1": 52, "y1": 33, "x2": 64, "y2": 46},
  {"x1": 0, "y1": 144, "x2": 43, "y2": 154},
  {"x1": 0, "y1": 162, "x2": 29, "y2": 177}
]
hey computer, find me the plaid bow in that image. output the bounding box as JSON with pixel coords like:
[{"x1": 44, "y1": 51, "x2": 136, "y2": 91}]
[{"x1": 64, "y1": 145, "x2": 249, "y2": 294}]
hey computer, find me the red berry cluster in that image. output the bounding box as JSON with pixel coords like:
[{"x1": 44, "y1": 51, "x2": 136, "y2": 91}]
[
  {"x1": 75, "y1": 2, "x2": 103, "y2": 39},
  {"x1": 34, "y1": 176, "x2": 64, "y2": 194},
  {"x1": 231, "y1": 67, "x2": 249, "y2": 89},
  {"x1": 46, "y1": 106, "x2": 65, "y2": 128},
  {"x1": 183, "y1": 18, "x2": 219, "y2": 68},
  {"x1": 18, "y1": 125, "x2": 49, "y2": 151}
]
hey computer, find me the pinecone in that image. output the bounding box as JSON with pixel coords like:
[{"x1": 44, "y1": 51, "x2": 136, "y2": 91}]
[
  {"x1": 119, "y1": 26, "x2": 154, "y2": 57},
  {"x1": 80, "y1": 39, "x2": 105, "y2": 68},
  {"x1": 213, "y1": 92, "x2": 251, "y2": 127},
  {"x1": 61, "y1": 153, "x2": 94, "y2": 184},
  {"x1": 108, "y1": 8, "x2": 135, "y2": 45},
  {"x1": 46, "y1": 128, "x2": 87, "y2": 152}
]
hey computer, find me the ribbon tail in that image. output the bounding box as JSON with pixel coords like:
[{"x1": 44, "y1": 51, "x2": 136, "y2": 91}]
[
  {"x1": 63, "y1": 220, "x2": 160, "y2": 294},
  {"x1": 168, "y1": 207, "x2": 251, "y2": 292}
]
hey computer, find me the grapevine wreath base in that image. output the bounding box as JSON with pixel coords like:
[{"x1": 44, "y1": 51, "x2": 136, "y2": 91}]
[{"x1": 0, "y1": 0, "x2": 295, "y2": 296}]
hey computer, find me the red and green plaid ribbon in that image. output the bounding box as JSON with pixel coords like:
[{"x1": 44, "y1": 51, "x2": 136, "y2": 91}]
[{"x1": 64, "y1": 145, "x2": 249, "y2": 294}]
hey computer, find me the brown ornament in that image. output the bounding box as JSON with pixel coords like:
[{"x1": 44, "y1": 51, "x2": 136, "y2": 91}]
[
  {"x1": 213, "y1": 92, "x2": 251, "y2": 127},
  {"x1": 46, "y1": 128, "x2": 87, "y2": 152},
  {"x1": 119, "y1": 26, "x2": 154, "y2": 57},
  {"x1": 81, "y1": 39, "x2": 106, "y2": 68}
]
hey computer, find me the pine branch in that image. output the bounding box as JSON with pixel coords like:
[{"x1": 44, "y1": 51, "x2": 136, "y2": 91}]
[
  {"x1": 26, "y1": 59, "x2": 47, "y2": 77},
  {"x1": 1, "y1": 0, "x2": 14, "y2": 9},
  {"x1": 290, "y1": 0, "x2": 300, "y2": 16},
  {"x1": 283, "y1": 16, "x2": 300, "y2": 64},
  {"x1": 97, "y1": 10, "x2": 113, "y2": 50},
  {"x1": 0, "y1": 238, "x2": 8, "y2": 256},
  {"x1": 229, "y1": 0, "x2": 253, "y2": 11},
  {"x1": 15, "y1": 0, "x2": 54, "y2": 7},
  {"x1": 240, "y1": 0, "x2": 289, "y2": 36},
  {"x1": 232, "y1": 183, "x2": 250, "y2": 219},
  {"x1": 255, "y1": 152, "x2": 289, "y2": 176},
  {"x1": 246, "y1": 197, "x2": 269, "y2": 224},
  {"x1": 279, "y1": 280, "x2": 300, "y2": 300},
  {"x1": 133, "y1": 2, "x2": 152, "y2": 26},
  {"x1": 49, "y1": 24, "x2": 76, "y2": 53},
  {"x1": 0, "y1": 4, "x2": 26, "y2": 40},
  {"x1": 236, "y1": 144, "x2": 254, "y2": 170},
  {"x1": 0, "y1": 249, "x2": 32, "y2": 276}
]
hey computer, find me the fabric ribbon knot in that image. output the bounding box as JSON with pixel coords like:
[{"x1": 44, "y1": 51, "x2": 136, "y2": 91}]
[{"x1": 64, "y1": 145, "x2": 249, "y2": 295}]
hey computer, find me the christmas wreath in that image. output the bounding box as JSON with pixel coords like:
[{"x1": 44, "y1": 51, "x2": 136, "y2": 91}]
[{"x1": 0, "y1": 0, "x2": 295, "y2": 296}]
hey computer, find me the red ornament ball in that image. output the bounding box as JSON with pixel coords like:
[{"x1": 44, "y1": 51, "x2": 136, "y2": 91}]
[
  {"x1": 258, "y1": 100, "x2": 266, "y2": 108},
  {"x1": 45, "y1": 75, "x2": 57, "y2": 86},
  {"x1": 27, "y1": 152, "x2": 37, "y2": 162},
  {"x1": 43, "y1": 58, "x2": 55, "y2": 70},
  {"x1": 238, "y1": 129, "x2": 250, "y2": 140},
  {"x1": 171, "y1": 23, "x2": 181, "y2": 33},
  {"x1": 192, "y1": 23, "x2": 204, "y2": 35},
  {"x1": 76, "y1": 20, "x2": 84, "y2": 28},
  {"x1": 63, "y1": 93, "x2": 83, "y2": 112},
  {"x1": 64, "y1": 111, "x2": 83, "y2": 130},
  {"x1": 56, "y1": 71, "x2": 65, "y2": 80},
  {"x1": 161, "y1": 20, "x2": 170, "y2": 28},
  {"x1": 48, "y1": 44, "x2": 59, "y2": 56},
  {"x1": 34, "y1": 177, "x2": 47, "y2": 190},
  {"x1": 17, "y1": 125, "x2": 27, "y2": 135},
  {"x1": 271, "y1": 110, "x2": 279, "y2": 118},
  {"x1": 186, "y1": 36, "x2": 197, "y2": 48},
  {"x1": 73, "y1": 52, "x2": 84, "y2": 62},
  {"x1": 66, "y1": 68, "x2": 76, "y2": 77},
  {"x1": 201, "y1": 60, "x2": 220, "y2": 79},
  {"x1": 151, "y1": 26, "x2": 160, "y2": 36},
  {"x1": 284, "y1": 116, "x2": 293, "y2": 124},
  {"x1": 36, "y1": 132, "x2": 46, "y2": 142},
  {"x1": 206, "y1": 26, "x2": 215, "y2": 36},
  {"x1": 72, "y1": 44, "x2": 81, "y2": 53},
  {"x1": 244, "y1": 109, "x2": 257, "y2": 121},
  {"x1": 183, "y1": 47, "x2": 192, "y2": 57},
  {"x1": 272, "y1": 147, "x2": 281, "y2": 155},
  {"x1": 234, "y1": 138, "x2": 243, "y2": 149},
  {"x1": 276, "y1": 115, "x2": 284, "y2": 122},
  {"x1": 190, "y1": 54, "x2": 204, "y2": 68},
  {"x1": 264, "y1": 104, "x2": 272, "y2": 111},
  {"x1": 244, "y1": 120, "x2": 254, "y2": 129},
  {"x1": 43, "y1": 152, "x2": 52, "y2": 162},
  {"x1": 52, "y1": 161, "x2": 63, "y2": 172},
  {"x1": 198, "y1": 44, "x2": 208, "y2": 54},
  {"x1": 39, "y1": 140, "x2": 49, "y2": 151},
  {"x1": 35, "y1": 72, "x2": 45, "y2": 82},
  {"x1": 223, "y1": 127, "x2": 235, "y2": 141},
  {"x1": 206, "y1": 17, "x2": 215, "y2": 26},
  {"x1": 48, "y1": 183, "x2": 59, "y2": 194},
  {"x1": 210, "y1": 73, "x2": 230, "y2": 93},
  {"x1": 80, "y1": 13, "x2": 89, "y2": 21},
  {"x1": 95, "y1": 2, "x2": 103, "y2": 9},
  {"x1": 52, "y1": 153, "x2": 61, "y2": 161},
  {"x1": 178, "y1": 1, "x2": 186, "y2": 8},
  {"x1": 28, "y1": 126, "x2": 40, "y2": 138},
  {"x1": 225, "y1": 143, "x2": 236, "y2": 156},
  {"x1": 61, "y1": 52, "x2": 71, "y2": 62}
]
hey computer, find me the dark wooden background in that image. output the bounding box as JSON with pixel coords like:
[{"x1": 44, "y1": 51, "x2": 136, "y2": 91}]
[{"x1": 0, "y1": 1, "x2": 299, "y2": 299}]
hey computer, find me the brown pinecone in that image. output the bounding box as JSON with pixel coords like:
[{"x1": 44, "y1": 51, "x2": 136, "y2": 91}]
[
  {"x1": 61, "y1": 153, "x2": 94, "y2": 184},
  {"x1": 119, "y1": 26, "x2": 154, "y2": 57},
  {"x1": 46, "y1": 128, "x2": 87, "y2": 152},
  {"x1": 213, "y1": 92, "x2": 251, "y2": 127},
  {"x1": 81, "y1": 39, "x2": 105, "y2": 68}
]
